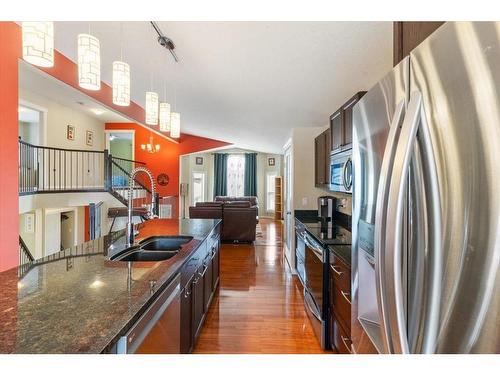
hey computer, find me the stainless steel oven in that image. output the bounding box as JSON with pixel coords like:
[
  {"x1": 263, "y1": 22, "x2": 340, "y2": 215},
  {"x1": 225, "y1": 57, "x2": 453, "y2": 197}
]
[
  {"x1": 330, "y1": 149, "x2": 352, "y2": 193},
  {"x1": 303, "y1": 232, "x2": 328, "y2": 348}
]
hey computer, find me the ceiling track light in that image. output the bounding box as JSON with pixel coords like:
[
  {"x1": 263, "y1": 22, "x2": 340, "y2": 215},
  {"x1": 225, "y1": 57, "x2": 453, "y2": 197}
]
[{"x1": 150, "y1": 21, "x2": 179, "y2": 62}]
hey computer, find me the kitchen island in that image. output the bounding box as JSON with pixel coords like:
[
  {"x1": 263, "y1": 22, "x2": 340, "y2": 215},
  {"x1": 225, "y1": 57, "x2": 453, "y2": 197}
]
[{"x1": 0, "y1": 218, "x2": 221, "y2": 354}]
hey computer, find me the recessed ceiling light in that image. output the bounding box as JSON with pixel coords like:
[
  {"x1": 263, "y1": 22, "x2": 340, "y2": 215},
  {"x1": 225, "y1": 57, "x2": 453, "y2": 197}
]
[{"x1": 90, "y1": 108, "x2": 105, "y2": 116}]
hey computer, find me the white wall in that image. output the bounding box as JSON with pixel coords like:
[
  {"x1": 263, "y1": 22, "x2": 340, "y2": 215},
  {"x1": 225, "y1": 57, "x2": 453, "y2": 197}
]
[
  {"x1": 180, "y1": 149, "x2": 283, "y2": 217},
  {"x1": 19, "y1": 88, "x2": 105, "y2": 151},
  {"x1": 291, "y1": 126, "x2": 329, "y2": 210}
]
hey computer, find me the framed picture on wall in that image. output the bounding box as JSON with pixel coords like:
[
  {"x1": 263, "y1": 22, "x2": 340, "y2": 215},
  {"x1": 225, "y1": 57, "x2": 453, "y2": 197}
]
[
  {"x1": 268, "y1": 157, "x2": 275, "y2": 166},
  {"x1": 196, "y1": 157, "x2": 204, "y2": 165},
  {"x1": 67, "y1": 125, "x2": 75, "y2": 140},
  {"x1": 86, "y1": 130, "x2": 94, "y2": 146}
]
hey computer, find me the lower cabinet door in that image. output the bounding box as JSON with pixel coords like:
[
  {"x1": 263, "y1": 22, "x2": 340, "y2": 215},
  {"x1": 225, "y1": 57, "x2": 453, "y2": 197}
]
[
  {"x1": 192, "y1": 267, "x2": 205, "y2": 340},
  {"x1": 180, "y1": 278, "x2": 193, "y2": 353},
  {"x1": 331, "y1": 315, "x2": 352, "y2": 354},
  {"x1": 212, "y1": 242, "x2": 220, "y2": 290},
  {"x1": 203, "y1": 255, "x2": 213, "y2": 312}
]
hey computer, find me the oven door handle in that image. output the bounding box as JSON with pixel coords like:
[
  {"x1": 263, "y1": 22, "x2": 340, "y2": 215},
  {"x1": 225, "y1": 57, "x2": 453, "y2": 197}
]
[
  {"x1": 342, "y1": 157, "x2": 352, "y2": 190},
  {"x1": 304, "y1": 233, "x2": 324, "y2": 261},
  {"x1": 304, "y1": 289, "x2": 322, "y2": 321}
]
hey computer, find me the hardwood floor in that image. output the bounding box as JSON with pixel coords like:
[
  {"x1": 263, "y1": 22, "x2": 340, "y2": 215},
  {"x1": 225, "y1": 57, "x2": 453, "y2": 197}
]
[{"x1": 193, "y1": 218, "x2": 327, "y2": 354}]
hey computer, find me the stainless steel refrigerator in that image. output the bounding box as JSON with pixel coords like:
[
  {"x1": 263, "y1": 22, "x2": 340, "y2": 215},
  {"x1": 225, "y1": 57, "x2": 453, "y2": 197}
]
[{"x1": 351, "y1": 21, "x2": 500, "y2": 354}]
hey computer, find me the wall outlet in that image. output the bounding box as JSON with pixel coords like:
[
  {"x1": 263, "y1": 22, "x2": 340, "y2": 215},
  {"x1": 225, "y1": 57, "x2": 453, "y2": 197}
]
[{"x1": 302, "y1": 197, "x2": 308, "y2": 206}]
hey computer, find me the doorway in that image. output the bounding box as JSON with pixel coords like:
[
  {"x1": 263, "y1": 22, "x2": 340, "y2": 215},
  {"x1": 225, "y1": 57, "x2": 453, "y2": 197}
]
[
  {"x1": 283, "y1": 142, "x2": 294, "y2": 271},
  {"x1": 192, "y1": 172, "x2": 206, "y2": 205},
  {"x1": 18, "y1": 101, "x2": 47, "y2": 146},
  {"x1": 60, "y1": 210, "x2": 75, "y2": 251},
  {"x1": 105, "y1": 130, "x2": 135, "y2": 169}
]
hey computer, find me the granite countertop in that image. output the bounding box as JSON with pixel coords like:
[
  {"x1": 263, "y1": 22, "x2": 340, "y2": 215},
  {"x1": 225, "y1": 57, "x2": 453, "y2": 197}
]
[
  {"x1": 0, "y1": 218, "x2": 221, "y2": 354},
  {"x1": 294, "y1": 213, "x2": 352, "y2": 266}
]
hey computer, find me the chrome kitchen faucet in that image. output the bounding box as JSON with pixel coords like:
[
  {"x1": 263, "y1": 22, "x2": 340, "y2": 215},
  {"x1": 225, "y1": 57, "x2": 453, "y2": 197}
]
[{"x1": 126, "y1": 167, "x2": 157, "y2": 246}]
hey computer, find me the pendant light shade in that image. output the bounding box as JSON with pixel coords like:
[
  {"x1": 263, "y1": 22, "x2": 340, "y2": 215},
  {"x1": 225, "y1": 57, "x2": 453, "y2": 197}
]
[
  {"x1": 170, "y1": 112, "x2": 181, "y2": 138},
  {"x1": 112, "y1": 61, "x2": 130, "y2": 106},
  {"x1": 22, "y1": 22, "x2": 54, "y2": 68},
  {"x1": 77, "y1": 33, "x2": 101, "y2": 90},
  {"x1": 159, "y1": 102, "x2": 171, "y2": 132},
  {"x1": 145, "y1": 92, "x2": 159, "y2": 125}
]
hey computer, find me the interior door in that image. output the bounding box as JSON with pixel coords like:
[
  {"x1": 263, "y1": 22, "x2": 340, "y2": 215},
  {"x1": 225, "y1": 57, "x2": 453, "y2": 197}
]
[{"x1": 283, "y1": 144, "x2": 294, "y2": 269}]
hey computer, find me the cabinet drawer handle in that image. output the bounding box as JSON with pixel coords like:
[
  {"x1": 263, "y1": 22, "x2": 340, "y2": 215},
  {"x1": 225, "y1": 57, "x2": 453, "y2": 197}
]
[
  {"x1": 341, "y1": 335, "x2": 352, "y2": 354},
  {"x1": 199, "y1": 264, "x2": 209, "y2": 277},
  {"x1": 331, "y1": 265, "x2": 343, "y2": 276},
  {"x1": 341, "y1": 290, "x2": 351, "y2": 305}
]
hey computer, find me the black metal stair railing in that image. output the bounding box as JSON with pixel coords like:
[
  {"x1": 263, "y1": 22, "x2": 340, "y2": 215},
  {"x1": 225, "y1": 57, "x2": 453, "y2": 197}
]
[
  {"x1": 19, "y1": 236, "x2": 35, "y2": 277},
  {"x1": 106, "y1": 154, "x2": 152, "y2": 207},
  {"x1": 19, "y1": 138, "x2": 106, "y2": 195}
]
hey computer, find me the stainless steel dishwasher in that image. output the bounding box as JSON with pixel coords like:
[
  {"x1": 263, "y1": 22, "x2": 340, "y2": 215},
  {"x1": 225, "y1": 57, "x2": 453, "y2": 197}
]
[{"x1": 116, "y1": 274, "x2": 181, "y2": 354}]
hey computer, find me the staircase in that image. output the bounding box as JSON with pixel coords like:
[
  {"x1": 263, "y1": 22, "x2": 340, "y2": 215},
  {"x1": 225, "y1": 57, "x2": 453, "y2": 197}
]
[
  {"x1": 19, "y1": 236, "x2": 34, "y2": 278},
  {"x1": 17, "y1": 139, "x2": 179, "y2": 270}
]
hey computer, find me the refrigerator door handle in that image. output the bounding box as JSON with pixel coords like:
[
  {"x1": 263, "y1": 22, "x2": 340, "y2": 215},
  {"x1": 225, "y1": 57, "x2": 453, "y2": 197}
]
[
  {"x1": 385, "y1": 91, "x2": 442, "y2": 354},
  {"x1": 385, "y1": 92, "x2": 422, "y2": 354},
  {"x1": 415, "y1": 93, "x2": 442, "y2": 354},
  {"x1": 374, "y1": 99, "x2": 405, "y2": 354}
]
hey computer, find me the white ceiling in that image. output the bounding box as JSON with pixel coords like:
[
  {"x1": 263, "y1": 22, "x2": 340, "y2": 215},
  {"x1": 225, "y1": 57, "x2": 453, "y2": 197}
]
[
  {"x1": 52, "y1": 22, "x2": 393, "y2": 154},
  {"x1": 19, "y1": 61, "x2": 130, "y2": 123}
]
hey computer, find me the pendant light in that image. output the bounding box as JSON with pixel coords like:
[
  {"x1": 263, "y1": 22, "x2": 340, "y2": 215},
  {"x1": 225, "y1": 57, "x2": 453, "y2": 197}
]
[
  {"x1": 170, "y1": 87, "x2": 180, "y2": 138},
  {"x1": 145, "y1": 23, "x2": 159, "y2": 126},
  {"x1": 112, "y1": 24, "x2": 130, "y2": 106},
  {"x1": 170, "y1": 112, "x2": 180, "y2": 138},
  {"x1": 78, "y1": 25, "x2": 101, "y2": 90},
  {"x1": 159, "y1": 82, "x2": 171, "y2": 131},
  {"x1": 22, "y1": 22, "x2": 54, "y2": 68},
  {"x1": 145, "y1": 91, "x2": 159, "y2": 125}
]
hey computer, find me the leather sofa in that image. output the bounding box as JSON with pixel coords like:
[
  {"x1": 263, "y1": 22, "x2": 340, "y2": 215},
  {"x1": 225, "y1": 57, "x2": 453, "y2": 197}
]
[{"x1": 189, "y1": 197, "x2": 258, "y2": 242}]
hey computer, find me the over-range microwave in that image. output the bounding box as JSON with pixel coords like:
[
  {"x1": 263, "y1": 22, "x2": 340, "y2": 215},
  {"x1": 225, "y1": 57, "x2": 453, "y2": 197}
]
[{"x1": 330, "y1": 149, "x2": 352, "y2": 194}]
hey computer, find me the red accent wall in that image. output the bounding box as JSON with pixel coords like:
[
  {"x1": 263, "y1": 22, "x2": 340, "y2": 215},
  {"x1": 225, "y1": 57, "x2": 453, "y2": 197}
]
[
  {"x1": 0, "y1": 22, "x2": 21, "y2": 272},
  {"x1": 105, "y1": 123, "x2": 230, "y2": 197}
]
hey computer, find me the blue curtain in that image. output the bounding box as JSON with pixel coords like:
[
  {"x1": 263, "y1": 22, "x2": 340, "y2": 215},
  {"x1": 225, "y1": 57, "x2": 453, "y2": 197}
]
[
  {"x1": 244, "y1": 153, "x2": 257, "y2": 197},
  {"x1": 213, "y1": 153, "x2": 228, "y2": 198}
]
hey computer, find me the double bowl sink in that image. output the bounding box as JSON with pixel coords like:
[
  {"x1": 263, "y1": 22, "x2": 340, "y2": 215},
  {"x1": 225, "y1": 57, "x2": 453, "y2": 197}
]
[{"x1": 110, "y1": 236, "x2": 193, "y2": 262}]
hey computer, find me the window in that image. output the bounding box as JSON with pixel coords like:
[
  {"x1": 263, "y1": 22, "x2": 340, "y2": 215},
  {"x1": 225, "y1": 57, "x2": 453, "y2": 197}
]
[
  {"x1": 192, "y1": 172, "x2": 206, "y2": 205},
  {"x1": 266, "y1": 172, "x2": 277, "y2": 212},
  {"x1": 227, "y1": 154, "x2": 245, "y2": 196}
]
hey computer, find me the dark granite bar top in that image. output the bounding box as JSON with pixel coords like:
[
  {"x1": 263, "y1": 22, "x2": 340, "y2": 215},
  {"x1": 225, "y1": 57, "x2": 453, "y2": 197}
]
[{"x1": 0, "y1": 218, "x2": 220, "y2": 354}]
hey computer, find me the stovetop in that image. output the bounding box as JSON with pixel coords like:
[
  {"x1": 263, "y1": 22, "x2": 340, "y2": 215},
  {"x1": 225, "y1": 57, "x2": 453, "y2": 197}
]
[{"x1": 303, "y1": 222, "x2": 352, "y2": 245}]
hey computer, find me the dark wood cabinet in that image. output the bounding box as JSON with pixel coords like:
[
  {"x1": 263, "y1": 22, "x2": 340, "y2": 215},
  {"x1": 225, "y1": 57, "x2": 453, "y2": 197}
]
[
  {"x1": 329, "y1": 250, "x2": 352, "y2": 353},
  {"x1": 192, "y1": 263, "x2": 205, "y2": 340},
  {"x1": 180, "y1": 275, "x2": 194, "y2": 353},
  {"x1": 314, "y1": 129, "x2": 331, "y2": 187},
  {"x1": 330, "y1": 109, "x2": 343, "y2": 152},
  {"x1": 331, "y1": 92, "x2": 366, "y2": 153},
  {"x1": 331, "y1": 314, "x2": 352, "y2": 354},
  {"x1": 393, "y1": 22, "x2": 444, "y2": 66},
  {"x1": 179, "y1": 225, "x2": 221, "y2": 353},
  {"x1": 203, "y1": 252, "x2": 213, "y2": 311},
  {"x1": 211, "y1": 240, "x2": 220, "y2": 290}
]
